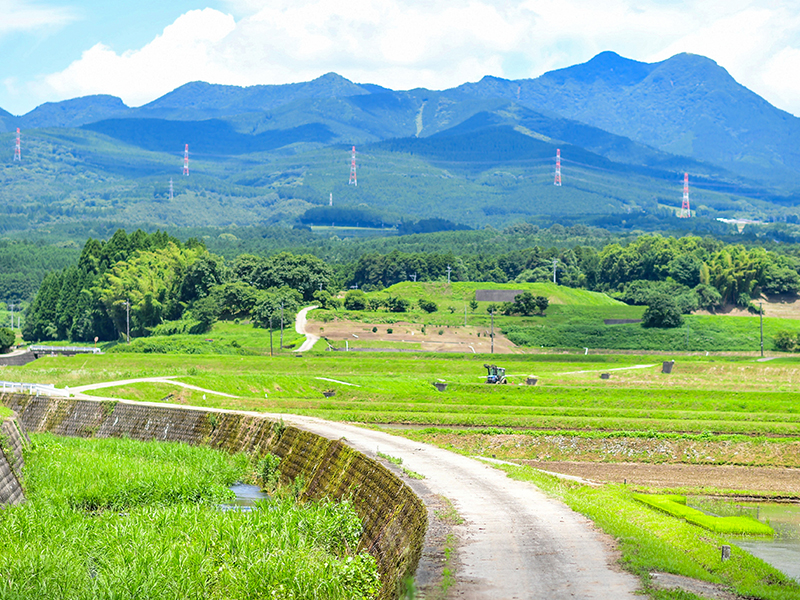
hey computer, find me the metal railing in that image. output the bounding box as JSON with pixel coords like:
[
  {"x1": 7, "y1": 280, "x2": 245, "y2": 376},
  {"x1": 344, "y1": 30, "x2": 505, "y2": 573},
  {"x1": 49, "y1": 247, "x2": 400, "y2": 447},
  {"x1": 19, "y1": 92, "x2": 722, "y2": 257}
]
[
  {"x1": 29, "y1": 345, "x2": 102, "y2": 355},
  {"x1": 0, "y1": 380, "x2": 70, "y2": 397}
]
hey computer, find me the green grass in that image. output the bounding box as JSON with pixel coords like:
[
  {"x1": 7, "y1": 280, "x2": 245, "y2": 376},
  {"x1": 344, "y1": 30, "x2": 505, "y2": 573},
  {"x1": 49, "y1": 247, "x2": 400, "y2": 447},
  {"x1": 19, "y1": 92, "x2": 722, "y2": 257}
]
[
  {"x1": 105, "y1": 320, "x2": 308, "y2": 356},
  {"x1": 11, "y1": 352, "x2": 800, "y2": 440},
  {"x1": 24, "y1": 433, "x2": 249, "y2": 510},
  {"x1": 505, "y1": 310, "x2": 800, "y2": 352},
  {"x1": 379, "y1": 281, "x2": 624, "y2": 307},
  {"x1": 500, "y1": 465, "x2": 799, "y2": 599},
  {"x1": 3, "y1": 433, "x2": 380, "y2": 600},
  {"x1": 634, "y1": 494, "x2": 775, "y2": 536},
  {"x1": 0, "y1": 406, "x2": 12, "y2": 418}
]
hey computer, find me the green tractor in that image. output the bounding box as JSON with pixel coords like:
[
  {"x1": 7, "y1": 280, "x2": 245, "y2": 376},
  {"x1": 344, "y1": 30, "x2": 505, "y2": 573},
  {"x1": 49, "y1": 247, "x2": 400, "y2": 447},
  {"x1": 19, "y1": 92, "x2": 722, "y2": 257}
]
[{"x1": 484, "y1": 363, "x2": 507, "y2": 384}]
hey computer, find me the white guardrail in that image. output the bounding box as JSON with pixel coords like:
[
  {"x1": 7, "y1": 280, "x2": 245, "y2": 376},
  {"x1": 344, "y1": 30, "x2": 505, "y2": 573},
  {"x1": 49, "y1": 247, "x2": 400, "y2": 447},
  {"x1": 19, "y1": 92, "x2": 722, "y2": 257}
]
[
  {"x1": 28, "y1": 345, "x2": 102, "y2": 355},
  {"x1": 0, "y1": 381, "x2": 70, "y2": 397}
]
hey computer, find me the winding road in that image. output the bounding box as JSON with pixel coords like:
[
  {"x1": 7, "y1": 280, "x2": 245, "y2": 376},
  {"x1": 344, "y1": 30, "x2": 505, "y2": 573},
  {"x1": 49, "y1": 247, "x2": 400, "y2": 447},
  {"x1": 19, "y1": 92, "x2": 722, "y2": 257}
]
[
  {"x1": 275, "y1": 414, "x2": 640, "y2": 599},
  {"x1": 294, "y1": 305, "x2": 320, "y2": 352},
  {"x1": 63, "y1": 307, "x2": 640, "y2": 598}
]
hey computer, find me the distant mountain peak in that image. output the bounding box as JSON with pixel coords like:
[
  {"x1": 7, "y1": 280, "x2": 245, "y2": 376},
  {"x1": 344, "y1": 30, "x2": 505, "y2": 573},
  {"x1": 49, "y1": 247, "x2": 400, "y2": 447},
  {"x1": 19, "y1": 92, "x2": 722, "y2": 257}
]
[{"x1": 543, "y1": 51, "x2": 654, "y2": 86}]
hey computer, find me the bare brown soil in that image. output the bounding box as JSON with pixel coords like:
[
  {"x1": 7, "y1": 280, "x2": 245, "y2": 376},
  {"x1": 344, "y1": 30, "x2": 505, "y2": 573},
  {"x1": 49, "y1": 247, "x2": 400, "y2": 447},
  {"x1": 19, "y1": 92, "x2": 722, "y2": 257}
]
[
  {"x1": 307, "y1": 319, "x2": 521, "y2": 353},
  {"x1": 697, "y1": 294, "x2": 800, "y2": 319},
  {"x1": 526, "y1": 461, "x2": 800, "y2": 497}
]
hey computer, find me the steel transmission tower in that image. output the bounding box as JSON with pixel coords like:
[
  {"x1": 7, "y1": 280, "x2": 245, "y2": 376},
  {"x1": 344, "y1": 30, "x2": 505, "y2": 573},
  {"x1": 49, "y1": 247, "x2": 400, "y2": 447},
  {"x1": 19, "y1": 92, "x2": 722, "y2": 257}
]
[
  {"x1": 348, "y1": 146, "x2": 357, "y2": 186},
  {"x1": 183, "y1": 144, "x2": 189, "y2": 176},
  {"x1": 169, "y1": 178, "x2": 174, "y2": 200},
  {"x1": 679, "y1": 172, "x2": 691, "y2": 218},
  {"x1": 554, "y1": 148, "x2": 562, "y2": 186},
  {"x1": 13, "y1": 128, "x2": 21, "y2": 161}
]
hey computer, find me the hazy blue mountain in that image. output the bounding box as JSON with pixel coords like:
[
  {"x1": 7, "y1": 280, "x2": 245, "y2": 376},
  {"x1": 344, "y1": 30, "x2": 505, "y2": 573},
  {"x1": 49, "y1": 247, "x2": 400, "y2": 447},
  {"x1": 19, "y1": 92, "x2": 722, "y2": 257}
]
[
  {"x1": 19, "y1": 95, "x2": 130, "y2": 128},
  {"x1": 83, "y1": 118, "x2": 336, "y2": 155},
  {"x1": 136, "y1": 73, "x2": 370, "y2": 120},
  {"x1": 457, "y1": 52, "x2": 800, "y2": 187},
  {"x1": 0, "y1": 107, "x2": 14, "y2": 133}
]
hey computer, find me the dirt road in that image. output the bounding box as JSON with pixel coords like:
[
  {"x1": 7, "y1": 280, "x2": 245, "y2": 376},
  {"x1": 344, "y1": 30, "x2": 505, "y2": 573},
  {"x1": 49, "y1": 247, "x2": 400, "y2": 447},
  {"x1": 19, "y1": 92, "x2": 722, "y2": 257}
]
[
  {"x1": 294, "y1": 305, "x2": 320, "y2": 352},
  {"x1": 275, "y1": 414, "x2": 640, "y2": 599}
]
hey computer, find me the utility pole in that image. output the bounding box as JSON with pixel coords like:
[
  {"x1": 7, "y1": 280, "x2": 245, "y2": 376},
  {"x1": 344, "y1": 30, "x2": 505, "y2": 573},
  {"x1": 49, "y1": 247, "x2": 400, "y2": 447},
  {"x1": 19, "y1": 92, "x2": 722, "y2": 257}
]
[
  {"x1": 679, "y1": 173, "x2": 691, "y2": 218},
  {"x1": 269, "y1": 315, "x2": 274, "y2": 357},
  {"x1": 552, "y1": 259, "x2": 558, "y2": 284},
  {"x1": 464, "y1": 303, "x2": 467, "y2": 327},
  {"x1": 491, "y1": 309, "x2": 494, "y2": 354},
  {"x1": 8, "y1": 303, "x2": 14, "y2": 329},
  {"x1": 125, "y1": 300, "x2": 130, "y2": 344},
  {"x1": 13, "y1": 128, "x2": 21, "y2": 162},
  {"x1": 348, "y1": 146, "x2": 357, "y2": 186},
  {"x1": 554, "y1": 148, "x2": 561, "y2": 186},
  {"x1": 760, "y1": 301, "x2": 764, "y2": 358},
  {"x1": 447, "y1": 265, "x2": 452, "y2": 284},
  {"x1": 280, "y1": 302, "x2": 284, "y2": 349}
]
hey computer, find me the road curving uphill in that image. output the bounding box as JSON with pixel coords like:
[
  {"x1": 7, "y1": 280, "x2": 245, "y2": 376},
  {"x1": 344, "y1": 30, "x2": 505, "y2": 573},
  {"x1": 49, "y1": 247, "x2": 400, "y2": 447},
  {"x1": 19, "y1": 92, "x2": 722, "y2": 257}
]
[{"x1": 275, "y1": 414, "x2": 640, "y2": 599}]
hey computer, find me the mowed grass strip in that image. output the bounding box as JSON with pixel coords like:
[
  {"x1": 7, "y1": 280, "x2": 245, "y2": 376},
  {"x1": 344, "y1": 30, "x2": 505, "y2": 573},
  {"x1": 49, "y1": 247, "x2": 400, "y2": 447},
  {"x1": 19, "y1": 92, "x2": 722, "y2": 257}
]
[{"x1": 11, "y1": 352, "x2": 800, "y2": 437}]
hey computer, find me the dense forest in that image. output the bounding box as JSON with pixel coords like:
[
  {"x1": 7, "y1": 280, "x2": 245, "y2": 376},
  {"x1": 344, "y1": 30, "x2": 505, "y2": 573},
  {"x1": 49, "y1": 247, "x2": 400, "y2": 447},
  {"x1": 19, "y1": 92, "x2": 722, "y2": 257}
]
[{"x1": 22, "y1": 224, "x2": 800, "y2": 343}]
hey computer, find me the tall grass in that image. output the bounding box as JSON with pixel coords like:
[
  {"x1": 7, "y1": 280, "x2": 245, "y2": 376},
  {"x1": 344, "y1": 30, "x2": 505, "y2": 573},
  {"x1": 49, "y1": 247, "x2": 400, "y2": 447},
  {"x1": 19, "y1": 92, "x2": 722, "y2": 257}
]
[
  {"x1": 25, "y1": 433, "x2": 249, "y2": 510},
  {"x1": 2, "y1": 434, "x2": 380, "y2": 600}
]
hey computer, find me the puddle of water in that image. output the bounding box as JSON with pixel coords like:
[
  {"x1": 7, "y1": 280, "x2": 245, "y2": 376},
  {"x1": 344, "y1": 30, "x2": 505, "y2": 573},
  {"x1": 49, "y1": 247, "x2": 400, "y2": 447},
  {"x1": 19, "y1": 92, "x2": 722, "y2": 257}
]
[
  {"x1": 689, "y1": 497, "x2": 800, "y2": 582},
  {"x1": 219, "y1": 483, "x2": 269, "y2": 512}
]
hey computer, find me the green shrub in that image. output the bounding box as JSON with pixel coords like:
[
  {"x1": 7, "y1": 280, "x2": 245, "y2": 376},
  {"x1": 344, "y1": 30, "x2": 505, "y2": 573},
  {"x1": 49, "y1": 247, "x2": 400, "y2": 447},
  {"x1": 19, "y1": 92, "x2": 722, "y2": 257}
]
[
  {"x1": 258, "y1": 453, "x2": 281, "y2": 491},
  {"x1": 641, "y1": 295, "x2": 684, "y2": 328},
  {"x1": 0, "y1": 327, "x2": 15, "y2": 352},
  {"x1": 344, "y1": 290, "x2": 367, "y2": 311},
  {"x1": 418, "y1": 299, "x2": 438, "y2": 313},
  {"x1": 775, "y1": 330, "x2": 798, "y2": 351}
]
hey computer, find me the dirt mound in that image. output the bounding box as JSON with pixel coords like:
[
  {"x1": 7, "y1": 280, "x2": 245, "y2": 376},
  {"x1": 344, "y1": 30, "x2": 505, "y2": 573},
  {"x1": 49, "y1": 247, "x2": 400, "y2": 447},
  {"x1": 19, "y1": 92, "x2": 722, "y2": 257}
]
[{"x1": 309, "y1": 319, "x2": 521, "y2": 353}]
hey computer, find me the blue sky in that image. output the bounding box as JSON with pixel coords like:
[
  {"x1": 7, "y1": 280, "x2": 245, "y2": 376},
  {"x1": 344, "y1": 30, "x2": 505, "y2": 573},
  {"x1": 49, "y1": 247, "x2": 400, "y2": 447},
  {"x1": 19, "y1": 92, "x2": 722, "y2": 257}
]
[{"x1": 2, "y1": 0, "x2": 799, "y2": 116}]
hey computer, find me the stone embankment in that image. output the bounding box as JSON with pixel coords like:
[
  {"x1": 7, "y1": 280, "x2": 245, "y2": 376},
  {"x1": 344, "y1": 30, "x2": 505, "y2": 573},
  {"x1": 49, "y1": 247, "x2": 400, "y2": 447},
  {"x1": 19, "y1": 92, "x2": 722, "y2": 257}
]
[
  {"x1": 1, "y1": 394, "x2": 426, "y2": 600},
  {"x1": 0, "y1": 413, "x2": 29, "y2": 506}
]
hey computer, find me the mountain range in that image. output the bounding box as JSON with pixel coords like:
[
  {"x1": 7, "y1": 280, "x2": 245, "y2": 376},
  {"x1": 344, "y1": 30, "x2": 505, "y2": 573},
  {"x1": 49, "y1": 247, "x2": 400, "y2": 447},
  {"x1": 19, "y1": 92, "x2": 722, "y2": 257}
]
[{"x1": 1, "y1": 51, "x2": 798, "y2": 235}]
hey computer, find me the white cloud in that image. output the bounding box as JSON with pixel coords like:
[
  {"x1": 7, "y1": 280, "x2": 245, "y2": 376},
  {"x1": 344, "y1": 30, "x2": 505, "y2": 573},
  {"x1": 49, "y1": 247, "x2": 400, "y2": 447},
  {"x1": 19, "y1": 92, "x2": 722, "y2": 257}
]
[
  {"x1": 41, "y1": 9, "x2": 238, "y2": 106},
  {"x1": 0, "y1": 0, "x2": 75, "y2": 34},
  {"x1": 21, "y1": 0, "x2": 800, "y2": 116}
]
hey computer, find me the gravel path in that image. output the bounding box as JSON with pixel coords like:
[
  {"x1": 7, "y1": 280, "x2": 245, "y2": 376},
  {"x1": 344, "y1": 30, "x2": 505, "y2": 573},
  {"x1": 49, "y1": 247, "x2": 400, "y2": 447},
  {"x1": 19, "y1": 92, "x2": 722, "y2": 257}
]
[
  {"x1": 69, "y1": 377, "x2": 239, "y2": 398},
  {"x1": 294, "y1": 305, "x2": 320, "y2": 352},
  {"x1": 272, "y1": 413, "x2": 640, "y2": 599}
]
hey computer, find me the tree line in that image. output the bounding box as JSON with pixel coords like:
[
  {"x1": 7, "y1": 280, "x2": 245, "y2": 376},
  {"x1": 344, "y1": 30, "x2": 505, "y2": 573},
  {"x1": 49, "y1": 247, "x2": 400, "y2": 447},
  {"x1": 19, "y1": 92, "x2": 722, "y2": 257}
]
[
  {"x1": 23, "y1": 227, "x2": 800, "y2": 342},
  {"x1": 23, "y1": 229, "x2": 333, "y2": 342}
]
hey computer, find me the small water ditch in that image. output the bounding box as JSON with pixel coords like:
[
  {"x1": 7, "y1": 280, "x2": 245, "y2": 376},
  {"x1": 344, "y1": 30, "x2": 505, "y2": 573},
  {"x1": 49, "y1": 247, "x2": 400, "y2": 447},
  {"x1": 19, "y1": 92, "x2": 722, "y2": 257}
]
[
  {"x1": 219, "y1": 483, "x2": 270, "y2": 511},
  {"x1": 688, "y1": 497, "x2": 800, "y2": 582}
]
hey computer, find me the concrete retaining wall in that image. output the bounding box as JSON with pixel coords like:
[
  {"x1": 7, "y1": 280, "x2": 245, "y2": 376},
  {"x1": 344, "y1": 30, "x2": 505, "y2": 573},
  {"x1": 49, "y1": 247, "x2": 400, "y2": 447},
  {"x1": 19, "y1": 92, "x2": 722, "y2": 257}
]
[
  {"x1": 0, "y1": 414, "x2": 29, "y2": 506},
  {"x1": 2, "y1": 394, "x2": 426, "y2": 600}
]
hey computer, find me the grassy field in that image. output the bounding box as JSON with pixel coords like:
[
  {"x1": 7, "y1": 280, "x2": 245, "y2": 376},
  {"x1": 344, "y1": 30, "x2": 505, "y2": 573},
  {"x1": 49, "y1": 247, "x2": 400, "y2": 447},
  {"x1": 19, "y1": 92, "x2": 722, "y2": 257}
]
[
  {"x1": 9, "y1": 351, "x2": 800, "y2": 442},
  {"x1": 3, "y1": 434, "x2": 379, "y2": 600},
  {"x1": 8, "y1": 336, "x2": 800, "y2": 598},
  {"x1": 310, "y1": 281, "x2": 800, "y2": 352}
]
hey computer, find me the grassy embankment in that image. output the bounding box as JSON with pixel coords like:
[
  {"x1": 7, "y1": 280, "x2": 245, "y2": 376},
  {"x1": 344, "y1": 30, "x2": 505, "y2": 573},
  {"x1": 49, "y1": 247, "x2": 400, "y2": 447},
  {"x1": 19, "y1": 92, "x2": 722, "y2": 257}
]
[
  {"x1": 1, "y1": 433, "x2": 379, "y2": 599},
  {"x1": 311, "y1": 281, "x2": 800, "y2": 352}
]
